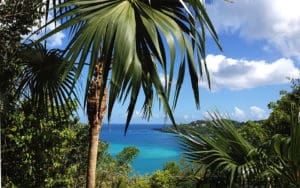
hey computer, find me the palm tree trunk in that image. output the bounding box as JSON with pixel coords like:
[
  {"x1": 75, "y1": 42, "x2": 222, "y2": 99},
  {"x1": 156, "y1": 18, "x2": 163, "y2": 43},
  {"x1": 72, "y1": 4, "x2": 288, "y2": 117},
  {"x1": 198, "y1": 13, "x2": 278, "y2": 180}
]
[{"x1": 86, "y1": 62, "x2": 107, "y2": 188}]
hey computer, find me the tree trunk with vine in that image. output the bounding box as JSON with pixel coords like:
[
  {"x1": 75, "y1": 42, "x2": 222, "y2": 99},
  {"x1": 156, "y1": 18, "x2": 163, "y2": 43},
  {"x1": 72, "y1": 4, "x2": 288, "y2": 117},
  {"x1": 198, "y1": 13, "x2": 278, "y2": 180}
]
[{"x1": 86, "y1": 61, "x2": 107, "y2": 188}]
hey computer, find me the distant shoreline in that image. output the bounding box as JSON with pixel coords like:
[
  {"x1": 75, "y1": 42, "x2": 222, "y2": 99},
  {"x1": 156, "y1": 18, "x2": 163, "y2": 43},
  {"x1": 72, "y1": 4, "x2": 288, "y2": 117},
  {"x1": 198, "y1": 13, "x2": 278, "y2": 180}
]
[
  {"x1": 152, "y1": 127, "x2": 174, "y2": 133},
  {"x1": 152, "y1": 119, "x2": 252, "y2": 133}
]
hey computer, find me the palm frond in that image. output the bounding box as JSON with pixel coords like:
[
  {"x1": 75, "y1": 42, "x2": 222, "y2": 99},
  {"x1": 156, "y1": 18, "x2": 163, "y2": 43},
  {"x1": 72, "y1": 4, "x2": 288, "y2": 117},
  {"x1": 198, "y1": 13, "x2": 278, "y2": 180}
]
[
  {"x1": 35, "y1": 0, "x2": 221, "y2": 132},
  {"x1": 262, "y1": 114, "x2": 300, "y2": 186},
  {"x1": 175, "y1": 113, "x2": 260, "y2": 187},
  {"x1": 17, "y1": 42, "x2": 78, "y2": 118}
]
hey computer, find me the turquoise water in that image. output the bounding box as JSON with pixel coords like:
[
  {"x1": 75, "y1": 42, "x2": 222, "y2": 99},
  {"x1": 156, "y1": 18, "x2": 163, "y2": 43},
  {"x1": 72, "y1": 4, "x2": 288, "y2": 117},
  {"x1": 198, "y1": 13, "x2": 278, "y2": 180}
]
[{"x1": 100, "y1": 124, "x2": 182, "y2": 175}]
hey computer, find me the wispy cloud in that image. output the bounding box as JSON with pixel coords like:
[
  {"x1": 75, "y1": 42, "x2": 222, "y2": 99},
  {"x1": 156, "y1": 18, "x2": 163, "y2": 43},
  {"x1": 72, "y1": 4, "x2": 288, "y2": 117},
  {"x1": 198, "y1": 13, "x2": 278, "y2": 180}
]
[
  {"x1": 230, "y1": 106, "x2": 267, "y2": 121},
  {"x1": 233, "y1": 107, "x2": 245, "y2": 119},
  {"x1": 250, "y1": 106, "x2": 267, "y2": 120},
  {"x1": 183, "y1": 114, "x2": 189, "y2": 121}
]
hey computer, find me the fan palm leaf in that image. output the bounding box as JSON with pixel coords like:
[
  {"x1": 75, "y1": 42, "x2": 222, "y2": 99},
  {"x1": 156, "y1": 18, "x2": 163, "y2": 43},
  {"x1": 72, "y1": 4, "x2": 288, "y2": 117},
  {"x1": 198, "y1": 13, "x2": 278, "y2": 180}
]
[
  {"x1": 175, "y1": 113, "x2": 260, "y2": 187},
  {"x1": 18, "y1": 42, "x2": 78, "y2": 118}
]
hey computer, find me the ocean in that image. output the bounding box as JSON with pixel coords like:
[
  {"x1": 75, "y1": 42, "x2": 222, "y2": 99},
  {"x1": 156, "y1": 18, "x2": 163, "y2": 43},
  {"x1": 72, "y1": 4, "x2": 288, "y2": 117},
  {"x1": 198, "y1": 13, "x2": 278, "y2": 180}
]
[{"x1": 100, "y1": 124, "x2": 182, "y2": 175}]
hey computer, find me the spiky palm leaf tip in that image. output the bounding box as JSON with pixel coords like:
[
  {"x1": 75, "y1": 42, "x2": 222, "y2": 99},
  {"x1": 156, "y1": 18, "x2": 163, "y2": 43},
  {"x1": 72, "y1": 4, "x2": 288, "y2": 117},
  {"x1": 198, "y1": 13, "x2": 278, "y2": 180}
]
[{"x1": 36, "y1": 0, "x2": 222, "y2": 132}]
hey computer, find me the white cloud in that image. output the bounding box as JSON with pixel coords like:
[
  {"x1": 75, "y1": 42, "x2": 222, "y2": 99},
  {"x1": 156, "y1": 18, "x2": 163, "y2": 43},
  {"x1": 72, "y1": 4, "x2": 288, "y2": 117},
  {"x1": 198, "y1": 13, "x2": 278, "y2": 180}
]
[
  {"x1": 22, "y1": 14, "x2": 65, "y2": 48},
  {"x1": 47, "y1": 31, "x2": 65, "y2": 47},
  {"x1": 233, "y1": 107, "x2": 245, "y2": 119},
  {"x1": 206, "y1": 0, "x2": 300, "y2": 59},
  {"x1": 183, "y1": 114, "x2": 189, "y2": 120},
  {"x1": 250, "y1": 106, "x2": 266, "y2": 120},
  {"x1": 159, "y1": 73, "x2": 167, "y2": 87},
  {"x1": 159, "y1": 73, "x2": 176, "y2": 87},
  {"x1": 202, "y1": 112, "x2": 210, "y2": 119},
  {"x1": 133, "y1": 110, "x2": 143, "y2": 118},
  {"x1": 200, "y1": 54, "x2": 300, "y2": 90}
]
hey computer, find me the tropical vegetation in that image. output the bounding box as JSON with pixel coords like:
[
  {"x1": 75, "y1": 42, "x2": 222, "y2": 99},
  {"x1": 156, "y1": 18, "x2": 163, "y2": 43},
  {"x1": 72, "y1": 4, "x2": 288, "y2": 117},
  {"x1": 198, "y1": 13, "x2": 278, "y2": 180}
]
[
  {"x1": 175, "y1": 79, "x2": 300, "y2": 187},
  {"x1": 2, "y1": 79, "x2": 299, "y2": 187},
  {"x1": 1, "y1": 98, "x2": 141, "y2": 187},
  {"x1": 2, "y1": 0, "x2": 299, "y2": 187},
  {"x1": 15, "y1": 0, "x2": 221, "y2": 187},
  {"x1": 2, "y1": 0, "x2": 221, "y2": 186}
]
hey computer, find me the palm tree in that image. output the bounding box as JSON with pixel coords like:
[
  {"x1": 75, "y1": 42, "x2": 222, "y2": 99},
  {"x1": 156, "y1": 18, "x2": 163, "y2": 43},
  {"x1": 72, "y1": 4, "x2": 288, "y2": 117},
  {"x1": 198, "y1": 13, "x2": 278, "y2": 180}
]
[
  {"x1": 14, "y1": 42, "x2": 79, "y2": 185},
  {"x1": 175, "y1": 114, "x2": 261, "y2": 187},
  {"x1": 263, "y1": 112, "x2": 300, "y2": 187},
  {"x1": 17, "y1": 42, "x2": 77, "y2": 116},
  {"x1": 35, "y1": 0, "x2": 222, "y2": 187},
  {"x1": 175, "y1": 112, "x2": 300, "y2": 187}
]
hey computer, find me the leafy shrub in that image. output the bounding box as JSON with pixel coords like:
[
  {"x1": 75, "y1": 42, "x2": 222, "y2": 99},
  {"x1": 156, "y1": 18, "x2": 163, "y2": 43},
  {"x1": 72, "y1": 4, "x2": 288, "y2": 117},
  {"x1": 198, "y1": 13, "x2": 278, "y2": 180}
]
[
  {"x1": 1, "y1": 101, "x2": 88, "y2": 187},
  {"x1": 149, "y1": 170, "x2": 174, "y2": 188}
]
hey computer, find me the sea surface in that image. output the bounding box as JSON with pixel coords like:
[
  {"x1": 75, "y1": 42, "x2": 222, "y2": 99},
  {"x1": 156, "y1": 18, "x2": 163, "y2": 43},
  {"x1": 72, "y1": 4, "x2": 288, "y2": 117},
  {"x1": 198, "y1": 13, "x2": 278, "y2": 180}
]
[{"x1": 100, "y1": 124, "x2": 182, "y2": 175}]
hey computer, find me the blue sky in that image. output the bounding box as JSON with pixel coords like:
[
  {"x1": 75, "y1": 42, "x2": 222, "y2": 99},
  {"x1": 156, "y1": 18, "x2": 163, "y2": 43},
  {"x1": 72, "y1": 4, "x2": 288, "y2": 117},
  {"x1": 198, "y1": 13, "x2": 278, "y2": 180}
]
[{"x1": 32, "y1": 0, "x2": 300, "y2": 124}]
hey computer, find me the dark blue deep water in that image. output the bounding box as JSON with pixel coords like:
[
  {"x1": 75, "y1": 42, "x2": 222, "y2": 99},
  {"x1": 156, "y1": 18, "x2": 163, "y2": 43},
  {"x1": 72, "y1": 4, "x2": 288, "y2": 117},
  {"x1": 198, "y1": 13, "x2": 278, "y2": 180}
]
[{"x1": 100, "y1": 124, "x2": 182, "y2": 175}]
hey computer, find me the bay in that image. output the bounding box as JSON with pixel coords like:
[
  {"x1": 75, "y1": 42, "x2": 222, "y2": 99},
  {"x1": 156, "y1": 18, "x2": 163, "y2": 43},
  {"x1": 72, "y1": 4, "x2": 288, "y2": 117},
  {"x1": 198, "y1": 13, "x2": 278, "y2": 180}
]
[{"x1": 100, "y1": 124, "x2": 182, "y2": 175}]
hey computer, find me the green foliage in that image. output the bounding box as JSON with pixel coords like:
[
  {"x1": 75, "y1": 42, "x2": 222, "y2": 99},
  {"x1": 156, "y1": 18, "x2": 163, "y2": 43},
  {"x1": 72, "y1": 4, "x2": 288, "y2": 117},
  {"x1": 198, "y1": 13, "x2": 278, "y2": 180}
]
[
  {"x1": 116, "y1": 146, "x2": 140, "y2": 174},
  {"x1": 262, "y1": 114, "x2": 300, "y2": 187},
  {"x1": 0, "y1": 0, "x2": 43, "y2": 37},
  {"x1": 175, "y1": 80, "x2": 300, "y2": 187},
  {"x1": 149, "y1": 170, "x2": 173, "y2": 188},
  {"x1": 163, "y1": 161, "x2": 180, "y2": 177},
  {"x1": 1, "y1": 2, "x2": 223, "y2": 187},
  {"x1": 175, "y1": 159, "x2": 202, "y2": 187},
  {"x1": 1, "y1": 100, "x2": 88, "y2": 187},
  {"x1": 17, "y1": 42, "x2": 78, "y2": 117},
  {"x1": 0, "y1": 0, "x2": 43, "y2": 113},
  {"x1": 176, "y1": 114, "x2": 259, "y2": 187},
  {"x1": 132, "y1": 177, "x2": 151, "y2": 188},
  {"x1": 264, "y1": 78, "x2": 300, "y2": 136},
  {"x1": 1, "y1": 98, "x2": 143, "y2": 187},
  {"x1": 3, "y1": 79, "x2": 298, "y2": 188},
  {"x1": 95, "y1": 144, "x2": 140, "y2": 187},
  {"x1": 141, "y1": 160, "x2": 201, "y2": 188},
  {"x1": 239, "y1": 120, "x2": 268, "y2": 147},
  {"x1": 163, "y1": 161, "x2": 189, "y2": 187}
]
